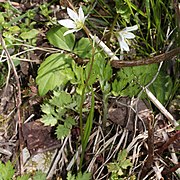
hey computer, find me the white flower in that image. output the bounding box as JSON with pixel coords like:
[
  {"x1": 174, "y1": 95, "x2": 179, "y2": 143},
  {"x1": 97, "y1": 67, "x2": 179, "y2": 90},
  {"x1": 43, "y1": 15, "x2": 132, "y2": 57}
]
[
  {"x1": 58, "y1": 7, "x2": 86, "y2": 36},
  {"x1": 115, "y1": 25, "x2": 138, "y2": 52}
]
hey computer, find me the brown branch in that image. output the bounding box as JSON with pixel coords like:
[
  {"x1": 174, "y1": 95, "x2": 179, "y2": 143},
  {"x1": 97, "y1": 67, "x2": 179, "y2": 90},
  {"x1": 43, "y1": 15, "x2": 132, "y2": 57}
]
[
  {"x1": 111, "y1": 47, "x2": 180, "y2": 68},
  {"x1": 157, "y1": 131, "x2": 180, "y2": 155},
  {"x1": 0, "y1": 34, "x2": 24, "y2": 174},
  {"x1": 162, "y1": 162, "x2": 180, "y2": 175},
  {"x1": 140, "y1": 114, "x2": 155, "y2": 179}
]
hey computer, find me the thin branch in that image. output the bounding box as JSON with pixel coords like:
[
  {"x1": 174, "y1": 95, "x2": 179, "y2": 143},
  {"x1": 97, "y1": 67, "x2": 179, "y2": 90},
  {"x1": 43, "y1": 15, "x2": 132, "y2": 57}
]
[
  {"x1": 140, "y1": 114, "x2": 155, "y2": 179},
  {"x1": 157, "y1": 131, "x2": 180, "y2": 154},
  {"x1": 111, "y1": 47, "x2": 180, "y2": 68}
]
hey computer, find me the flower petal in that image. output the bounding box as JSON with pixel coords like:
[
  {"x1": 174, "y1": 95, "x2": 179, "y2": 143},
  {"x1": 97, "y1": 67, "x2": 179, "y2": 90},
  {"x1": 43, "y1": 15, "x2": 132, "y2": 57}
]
[
  {"x1": 63, "y1": 29, "x2": 77, "y2": 36},
  {"x1": 78, "y1": 6, "x2": 85, "y2": 21},
  {"x1": 122, "y1": 32, "x2": 135, "y2": 39},
  {"x1": 124, "y1": 25, "x2": 138, "y2": 32},
  {"x1": 117, "y1": 35, "x2": 130, "y2": 51},
  {"x1": 58, "y1": 19, "x2": 76, "y2": 29},
  {"x1": 67, "y1": 7, "x2": 78, "y2": 21}
]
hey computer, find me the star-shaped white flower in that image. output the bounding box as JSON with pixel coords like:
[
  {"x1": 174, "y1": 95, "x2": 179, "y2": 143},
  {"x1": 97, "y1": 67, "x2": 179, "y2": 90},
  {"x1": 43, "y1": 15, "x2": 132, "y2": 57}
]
[
  {"x1": 58, "y1": 7, "x2": 87, "y2": 36},
  {"x1": 115, "y1": 25, "x2": 138, "y2": 52}
]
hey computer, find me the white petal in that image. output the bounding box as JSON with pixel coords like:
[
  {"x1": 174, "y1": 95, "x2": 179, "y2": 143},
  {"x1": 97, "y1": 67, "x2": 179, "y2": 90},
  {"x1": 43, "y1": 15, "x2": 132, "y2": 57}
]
[
  {"x1": 67, "y1": 7, "x2": 78, "y2": 21},
  {"x1": 58, "y1": 19, "x2": 76, "y2": 29},
  {"x1": 117, "y1": 36, "x2": 129, "y2": 51},
  {"x1": 122, "y1": 32, "x2": 135, "y2": 39},
  {"x1": 78, "y1": 6, "x2": 85, "y2": 21},
  {"x1": 63, "y1": 29, "x2": 77, "y2": 36},
  {"x1": 124, "y1": 25, "x2": 138, "y2": 32}
]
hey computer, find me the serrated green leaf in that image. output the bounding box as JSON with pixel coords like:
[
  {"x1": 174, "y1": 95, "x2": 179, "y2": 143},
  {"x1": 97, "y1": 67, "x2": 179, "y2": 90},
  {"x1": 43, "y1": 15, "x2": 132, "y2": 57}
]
[
  {"x1": 50, "y1": 91, "x2": 72, "y2": 107},
  {"x1": 118, "y1": 150, "x2": 127, "y2": 162},
  {"x1": 33, "y1": 170, "x2": 46, "y2": 180},
  {"x1": 121, "y1": 159, "x2": 132, "y2": 169},
  {"x1": 36, "y1": 53, "x2": 73, "y2": 96},
  {"x1": 67, "y1": 172, "x2": 75, "y2": 180},
  {"x1": 107, "y1": 162, "x2": 119, "y2": 172},
  {"x1": 41, "y1": 114, "x2": 57, "y2": 126},
  {"x1": 55, "y1": 124, "x2": 70, "y2": 139},
  {"x1": 41, "y1": 104, "x2": 54, "y2": 115},
  {"x1": 16, "y1": 174, "x2": 29, "y2": 180},
  {"x1": 73, "y1": 38, "x2": 92, "y2": 58},
  {"x1": 112, "y1": 64, "x2": 158, "y2": 97},
  {"x1": 76, "y1": 172, "x2": 91, "y2": 180},
  {"x1": 20, "y1": 29, "x2": 39, "y2": 39},
  {"x1": 47, "y1": 26, "x2": 75, "y2": 51},
  {"x1": 118, "y1": 168, "x2": 124, "y2": 176},
  {"x1": 0, "y1": 161, "x2": 15, "y2": 180},
  {"x1": 64, "y1": 117, "x2": 76, "y2": 129}
]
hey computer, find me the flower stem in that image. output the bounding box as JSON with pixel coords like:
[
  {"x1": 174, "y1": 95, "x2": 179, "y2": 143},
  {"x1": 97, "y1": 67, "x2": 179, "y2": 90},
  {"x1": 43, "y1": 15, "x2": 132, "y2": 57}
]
[
  {"x1": 79, "y1": 25, "x2": 95, "y2": 170},
  {"x1": 106, "y1": 13, "x2": 119, "y2": 46}
]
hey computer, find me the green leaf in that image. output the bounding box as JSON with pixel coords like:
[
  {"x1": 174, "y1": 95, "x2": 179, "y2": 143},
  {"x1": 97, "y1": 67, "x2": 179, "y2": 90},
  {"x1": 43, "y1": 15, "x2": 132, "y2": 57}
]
[
  {"x1": 115, "y1": 1, "x2": 131, "y2": 23},
  {"x1": 55, "y1": 124, "x2": 70, "y2": 139},
  {"x1": 82, "y1": 88, "x2": 94, "y2": 151},
  {"x1": 67, "y1": 172, "x2": 75, "y2": 180},
  {"x1": 0, "y1": 13, "x2": 5, "y2": 24},
  {"x1": 118, "y1": 168, "x2": 124, "y2": 176},
  {"x1": 107, "y1": 162, "x2": 119, "y2": 172},
  {"x1": 20, "y1": 29, "x2": 39, "y2": 39},
  {"x1": 36, "y1": 53, "x2": 73, "y2": 96},
  {"x1": 0, "y1": 161, "x2": 15, "y2": 180},
  {"x1": 85, "y1": 62, "x2": 97, "y2": 86},
  {"x1": 67, "y1": 172, "x2": 91, "y2": 180},
  {"x1": 16, "y1": 174, "x2": 29, "y2": 180},
  {"x1": 149, "y1": 74, "x2": 173, "y2": 104},
  {"x1": 50, "y1": 91, "x2": 72, "y2": 107},
  {"x1": 41, "y1": 103, "x2": 54, "y2": 115},
  {"x1": 71, "y1": 60, "x2": 84, "y2": 85},
  {"x1": 47, "y1": 26, "x2": 75, "y2": 51},
  {"x1": 112, "y1": 64, "x2": 158, "y2": 97},
  {"x1": 175, "y1": 120, "x2": 180, "y2": 130},
  {"x1": 118, "y1": 150, "x2": 132, "y2": 169},
  {"x1": 76, "y1": 172, "x2": 91, "y2": 180},
  {"x1": 73, "y1": 38, "x2": 92, "y2": 58},
  {"x1": 41, "y1": 114, "x2": 57, "y2": 126},
  {"x1": 33, "y1": 170, "x2": 46, "y2": 180},
  {"x1": 64, "y1": 117, "x2": 76, "y2": 129},
  {"x1": 121, "y1": 159, "x2": 132, "y2": 169},
  {"x1": 118, "y1": 150, "x2": 127, "y2": 162}
]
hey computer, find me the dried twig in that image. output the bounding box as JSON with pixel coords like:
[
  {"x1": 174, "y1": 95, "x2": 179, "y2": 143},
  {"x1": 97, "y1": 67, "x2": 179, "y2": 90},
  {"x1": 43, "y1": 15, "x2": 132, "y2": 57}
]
[
  {"x1": 157, "y1": 131, "x2": 180, "y2": 154},
  {"x1": 145, "y1": 89, "x2": 178, "y2": 127},
  {"x1": 47, "y1": 136, "x2": 69, "y2": 179},
  {"x1": 140, "y1": 114, "x2": 155, "y2": 179},
  {"x1": 111, "y1": 47, "x2": 180, "y2": 68}
]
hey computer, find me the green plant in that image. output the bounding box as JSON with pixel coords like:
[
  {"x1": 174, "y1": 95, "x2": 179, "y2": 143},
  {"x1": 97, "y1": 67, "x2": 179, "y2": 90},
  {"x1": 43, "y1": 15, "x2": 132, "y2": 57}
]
[
  {"x1": 107, "y1": 149, "x2": 134, "y2": 180},
  {"x1": 41, "y1": 90, "x2": 77, "y2": 139},
  {"x1": 35, "y1": 1, "x2": 178, "y2": 177},
  {"x1": 0, "y1": 161, "x2": 46, "y2": 180},
  {"x1": 67, "y1": 171, "x2": 91, "y2": 180},
  {"x1": 0, "y1": 161, "x2": 15, "y2": 180}
]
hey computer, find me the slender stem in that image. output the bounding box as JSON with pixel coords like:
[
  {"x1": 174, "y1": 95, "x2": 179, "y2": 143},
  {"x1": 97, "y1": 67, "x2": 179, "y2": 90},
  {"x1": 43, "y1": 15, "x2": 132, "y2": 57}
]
[
  {"x1": 102, "y1": 93, "x2": 108, "y2": 128},
  {"x1": 79, "y1": 26, "x2": 95, "y2": 170},
  {"x1": 106, "y1": 13, "x2": 119, "y2": 46}
]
